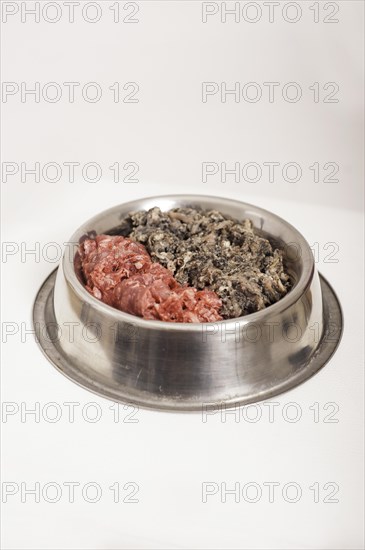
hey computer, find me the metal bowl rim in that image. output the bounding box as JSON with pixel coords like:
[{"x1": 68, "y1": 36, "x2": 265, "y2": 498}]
[
  {"x1": 33, "y1": 270, "x2": 343, "y2": 411},
  {"x1": 62, "y1": 194, "x2": 315, "y2": 331}
]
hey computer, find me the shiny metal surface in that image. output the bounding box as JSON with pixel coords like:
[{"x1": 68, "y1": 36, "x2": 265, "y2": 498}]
[{"x1": 33, "y1": 195, "x2": 343, "y2": 411}]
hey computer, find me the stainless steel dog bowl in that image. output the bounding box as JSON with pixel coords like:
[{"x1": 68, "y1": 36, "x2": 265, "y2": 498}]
[{"x1": 33, "y1": 195, "x2": 343, "y2": 411}]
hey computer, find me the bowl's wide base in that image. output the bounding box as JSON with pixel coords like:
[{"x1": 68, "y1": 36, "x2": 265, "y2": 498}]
[{"x1": 33, "y1": 269, "x2": 343, "y2": 412}]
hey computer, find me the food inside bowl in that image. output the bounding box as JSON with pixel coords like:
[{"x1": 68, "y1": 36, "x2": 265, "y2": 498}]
[
  {"x1": 78, "y1": 207, "x2": 291, "y2": 322},
  {"x1": 79, "y1": 235, "x2": 222, "y2": 323}
]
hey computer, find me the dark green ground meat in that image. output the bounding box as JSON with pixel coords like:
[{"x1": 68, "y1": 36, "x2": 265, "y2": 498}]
[{"x1": 111, "y1": 207, "x2": 291, "y2": 319}]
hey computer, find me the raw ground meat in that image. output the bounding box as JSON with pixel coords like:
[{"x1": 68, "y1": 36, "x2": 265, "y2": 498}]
[
  {"x1": 78, "y1": 235, "x2": 222, "y2": 323},
  {"x1": 79, "y1": 235, "x2": 151, "y2": 302}
]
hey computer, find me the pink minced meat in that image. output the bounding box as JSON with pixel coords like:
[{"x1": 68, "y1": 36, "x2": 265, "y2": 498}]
[{"x1": 79, "y1": 235, "x2": 222, "y2": 323}]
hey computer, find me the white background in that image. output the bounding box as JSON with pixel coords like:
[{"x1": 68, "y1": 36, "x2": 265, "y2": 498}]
[{"x1": 1, "y1": 1, "x2": 364, "y2": 548}]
